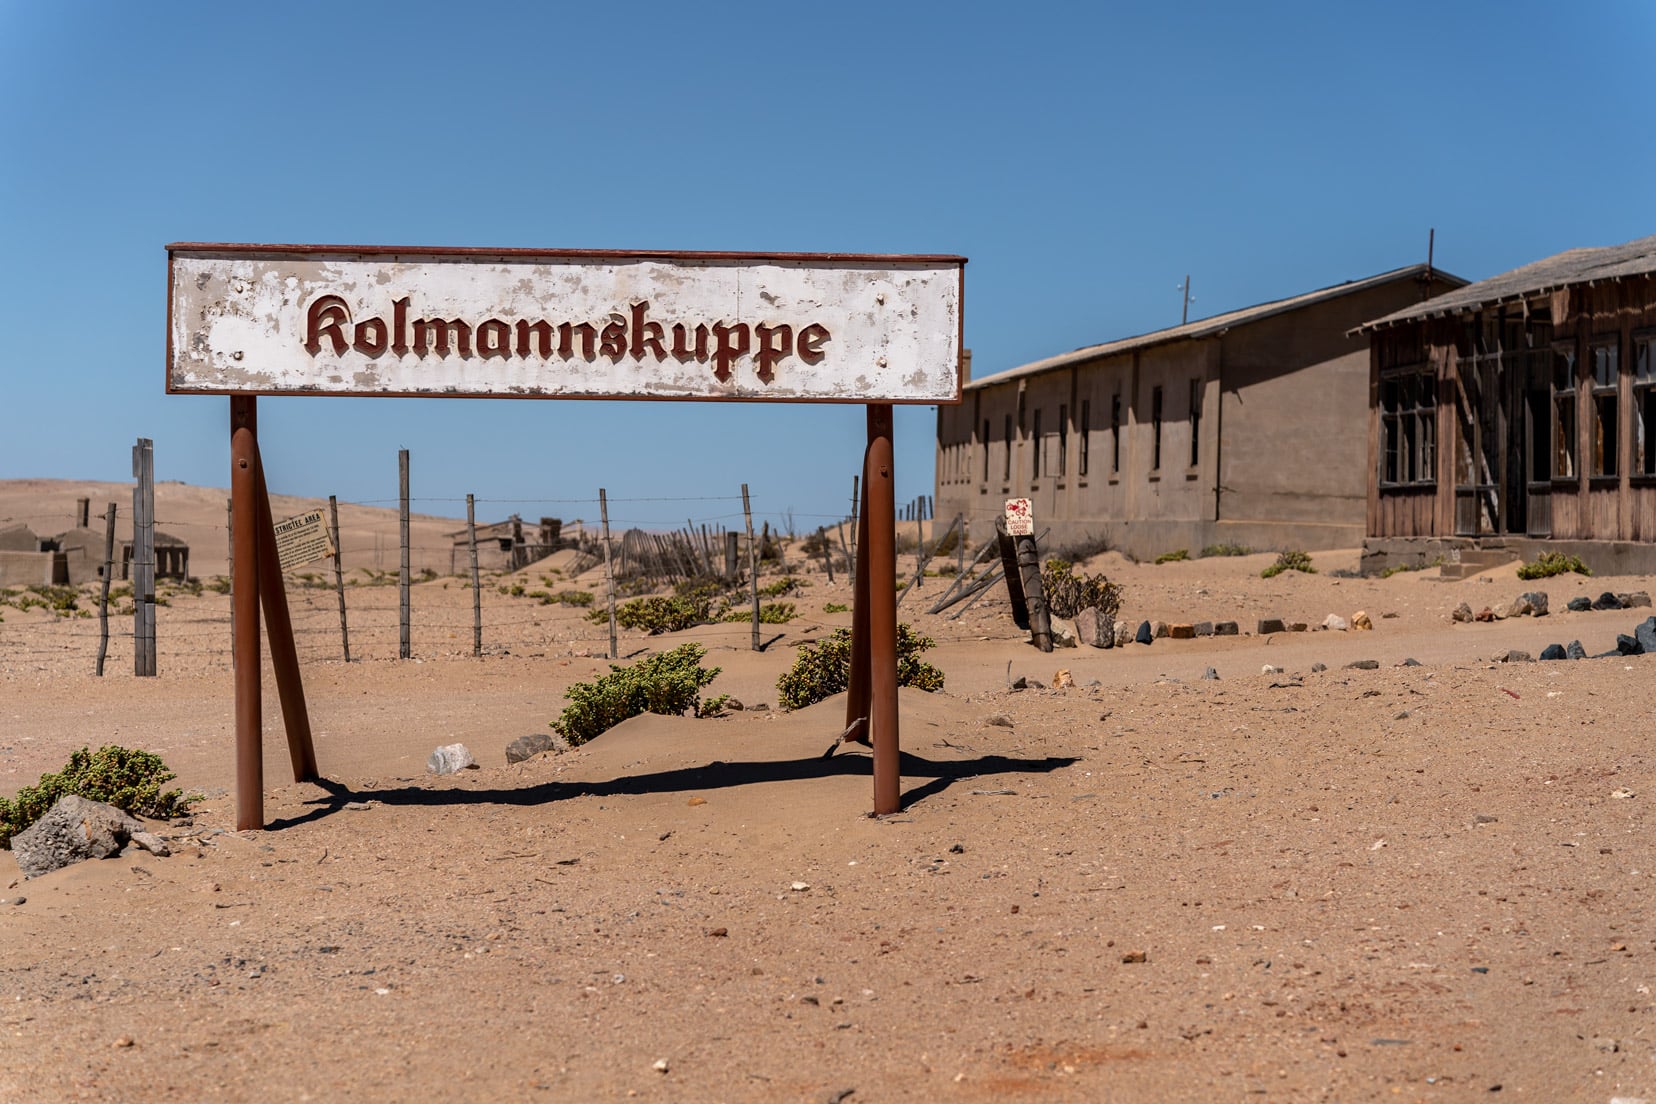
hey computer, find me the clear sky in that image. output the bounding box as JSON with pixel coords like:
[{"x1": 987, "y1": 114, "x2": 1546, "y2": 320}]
[{"x1": 3, "y1": 1, "x2": 1653, "y2": 534}]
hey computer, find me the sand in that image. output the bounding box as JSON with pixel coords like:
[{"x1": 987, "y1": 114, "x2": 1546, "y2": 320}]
[{"x1": 2, "y1": 479, "x2": 1654, "y2": 1102}]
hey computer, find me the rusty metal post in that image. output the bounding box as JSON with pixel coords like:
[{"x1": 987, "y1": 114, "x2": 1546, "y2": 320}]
[
  {"x1": 230, "y1": 397, "x2": 263, "y2": 830},
  {"x1": 844, "y1": 465, "x2": 872, "y2": 742},
  {"x1": 253, "y1": 453, "x2": 319, "y2": 782},
  {"x1": 866, "y1": 405, "x2": 900, "y2": 815}
]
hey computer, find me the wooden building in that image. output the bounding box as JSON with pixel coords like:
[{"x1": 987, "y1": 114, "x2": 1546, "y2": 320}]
[
  {"x1": 935, "y1": 265, "x2": 1464, "y2": 560},
  {"x1": 1357, "y1": 234, "x2": 1656, "y2": 573},
  {"x1": 447, "y1": 515, "x2": 565, "y2": 574}
]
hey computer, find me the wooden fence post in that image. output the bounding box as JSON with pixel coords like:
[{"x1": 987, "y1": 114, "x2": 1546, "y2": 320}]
[
  {"x1": 467, "y1": 493, "x2": 481, "y2": 657},
  {"x1": 398, "y1": 448, "x2": 410, "y2": 660},
  {"x1": 818, "y1": 525, "x2": 834, "y2": 582},
  {"x1": 131, "y1": 437, "x2": 156, "y2": 676},
  {"x1": 848, "y1": 475, "x2": 860, "y2": 586},
  {"x1": 328, "y1": 495, "x2": 350, "y2": 662},
  {"x1": 600, "y1": 488, "x2": 616, "y2": 660},
  {"x1": 95, "y1": 503, "x2": 116, "y2": 676},
  {"x1": 742, "y1": 483, "x2": 759, "y2": 651}
]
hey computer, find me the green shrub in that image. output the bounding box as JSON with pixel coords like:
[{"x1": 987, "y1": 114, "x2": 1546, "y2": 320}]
[
  {"x1": 1516, "y1": 551, "x2": 1592, "y2": 580},
  {"x1": 1200, "y1": 543, "x2": 1252, "y2": 558},
  {"x1": 0, "y1": 745, "x2": 191, "y2": 849},
  {"x1": 776, "y1": 624, "x2": 944, "y2": 711},
  {"x1": 823, "y1": 602, "x2": 849, "y2": 614},
  {"x1": 1154, "y1": 549, "x2": 1189, "y2": 564},
  {"x1": 759, "y1": 576, "x2": 805, "y2": 598},
  {"x1": 1040, "y1": 558, "x2": 1123, "y2": 622},
  {"x1": 721, "y1": 601, "x2": 796, "y2": 624},
  {"x1": 552, "y1": 590, "x2": 594, "y2": 607},
  {"x1": 1378, "y1": 556, "x2": 1444, "y2": 579},
  {"x1": 1261, "y1": 550, "x2": 1316, "y2": 578},
  {"x1": 588, "y1": 594, "x2": 711, "y2": 633},
  {"x1": 550, "y1": 643, "x2": 722, "y2": 746}
]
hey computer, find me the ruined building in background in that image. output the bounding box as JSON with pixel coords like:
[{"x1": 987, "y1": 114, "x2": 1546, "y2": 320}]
[{"x1": 935, "y1": 265, "x2": 1464, "y2": 561}]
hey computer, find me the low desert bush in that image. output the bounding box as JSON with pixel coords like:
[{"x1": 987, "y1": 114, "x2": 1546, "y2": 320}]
[
  {"x1": 589, "y1": 594, "x2": 711, "y2": 634},
  {"x1": 1040, "y1": 558, "x2": 1124, "y2": 623},
  {"x1": 1200, "y1": 543, "x2": 1252, "y2": 558},
  {"x1": 1516, "y1": 551, "x2": 1592, "y2": 580},
  {"x1": 1261, "y1": 549, "x2": 1316, "y2": 578},
  {"x1": 776, "y1": 624, "x2": 944, "y2": 711},
  {"x1": 0, "y1": 745, "x2": 191, "y2": 849},
  {"x1": 721, "y1": 601, "x2": 796, "y2": 624},
  {"x1": 550, "y1": 643, "x2": 722, "y2": 746},
  {"x1": 1154, "y1": 549, "x2": 1189, "y2": 564}
]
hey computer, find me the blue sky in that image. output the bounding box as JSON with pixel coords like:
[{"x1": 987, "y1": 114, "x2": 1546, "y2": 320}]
[{"x1": 3, "y1": 1, "x2": 1653, "y2": 533}]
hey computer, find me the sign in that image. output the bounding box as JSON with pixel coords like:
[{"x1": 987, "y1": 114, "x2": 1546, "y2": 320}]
[
  {"x1": 167, "y1": 245, "x2": 965, "y2": 404},
  {"x1": 1004, "y1": 498, "x2": 1033, "y2": 537},
  {"x1": 273, "y1": 509, "x2": 334, "y2": 571}
]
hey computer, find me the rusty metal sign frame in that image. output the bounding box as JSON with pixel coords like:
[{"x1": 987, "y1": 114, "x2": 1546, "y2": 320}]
[{"x1": 167, "y1": 242, "x2": 966, "y2": 830}]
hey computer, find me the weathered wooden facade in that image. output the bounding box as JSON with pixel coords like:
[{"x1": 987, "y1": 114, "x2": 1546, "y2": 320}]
[
  {"x1": 1358, "y1": 235, "x2": 1656, "y2": 571},
  {"x1": 935, "y1": 265, "x2": 1464, "y2": 560}
]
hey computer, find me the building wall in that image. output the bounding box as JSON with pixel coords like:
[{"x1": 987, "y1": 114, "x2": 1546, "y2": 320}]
[{"x1": 0, "y1": 550, "x2": 58, "y2": 587}]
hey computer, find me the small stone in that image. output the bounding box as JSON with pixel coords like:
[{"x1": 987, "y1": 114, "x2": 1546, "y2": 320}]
[
  {"x1": 1591, "y1": 1037, "x2": 1620, "y2": 1054},
  {"x1": 1473, "y1": 814, "x2": 1499, "y2": 825},
  {"x1": 1257, "y1": 618, "x2": 1286, "y2": 635},
  {"x1": 1616, "y1": 633, "x2": 1643, "y2": 656},
  {"x1": 1261, "y1": 664, "x2": 1281, "y2": 676},
  {"x1": 1192, "y1": 621, "x2": 1215, "y2": 637},
  {"x1": 1073, "y1": 608, "x2": 1113, "y2": 649},
  {"x1": 706, "y1": 927, "x2": 728, "y2": 938},
  {"x1": 1120, "y1": 950, "x2": 1147, "y2": 964},
  {"x1": 1475, "y1": 607, "x2": 1496, "y2": 622},
  {"x1": 1521, "y1": 591, "x2": 1549, "y2": 616},
  {"x1": 687, "y1": 796, "x2": 707, "y2": 807},
  {"x1": 1611, "y1": 788, "x2": 1635, "y2": 800},
  {"x1": 426, "y1": 743, "x2": 475, "y2": 775},
  {"x1": 1052, "y1": 669, "x2": 1074, "y2": 690},
  {"x1": 1539, "y1": 643, "x2": 1567, "y2": 661},
  {"x1": 1310, "y1": 662, "x2": 1328, "y2": 673},
  {"x1": 1351, "y1": 611, "x2": 1373, "y2": 630},
  {"x1": 1169, "y1": 623, "x2": 1196, "y2": 639},
  {"x1": 652, "y1": 1059, "x2": 669, "y2": 1073},
  {"x1": 0, "y1": 897, "x2": 24, "y2": 906},
  {"x1": 506, "y1": 733, "x2": 556, "y2": 765},
  {"x1": 1345, "y1": 659, "x2": 1380, "y2": 670},
  {"x1": 1213, "y1": 621, "x2": 1239, "y2": 636},
  {"x1": 1636, "y1": 616, "x2": 1656, "y2": 654},
  {"x1": 1504, "y1": 650, "x2": 1533, "y2": 663},
  {"x1": 1394, "y1": 711, "x2": 1410, "y2": 720},
  {"x1": 1049, "y1": 619, "x2": 1079, "y2": 648},
  {"x1": 1287, "y1": 622, "x2": 1308, "y2": 633},
  {"x1": 1201, "y1": 667, "x2": 1219, "y2": 680},
  {"x1": 1594, "y1": 592, "x2": 1625, "y2": 611},
  {"x1": 1626, "y1": 591, "x2": 1653, "y2": 608},
  {"x1": 1135, "y1": 621, "x2": 1153, "y2": 646},
  {"x1": 984, "y1": 713, "x2": 1015, "y2": 728},
  {"x1": 1399, "y1": 657, "x2": 1421, "y2": 666},
  {"x1": 12, "y1": 795, "x2": 149, "y2": 879},
  {"x1": 1566, "y1": 639, "x2": 1587, "y2": 660},
  {"x1": 1451, "y1": 602, "x2": 1474, "y2": 623},
  {"x1": 114, "y1": 1036, "x2": 134, "y2": 1048},
  {"x1": 790, "y1": 881, "x2": 811, "y2": 892},
  {"x1": 1322, "y1": 614, "x2": 1348, "y2": 632},
  {"x1": 1567, "y1": 596, "x2": 1592, "y2": 612},
  {"x1": 1505, "y1": 594, "x2": 1534, "y2": 618},
  {"x1": 1152, "y1": 621, "x2": 1170, "y2": 639},
  {"x1": 1113, "y1": 620, "x2": 1135, "y2": 647}
]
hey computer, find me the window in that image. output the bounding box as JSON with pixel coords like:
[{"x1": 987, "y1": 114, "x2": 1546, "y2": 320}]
[
  {"x1": 1188, "y1": 379, "x2": 1202, "y2": 468},
  {"x1": 1079, "y1": 400, "x2": 1090, "y2": 476},
  {"x1": 1032, "y1": 409, "x2": 1042, "y2": 478},
  {"x1": 1003, "y1": 414, "x2": 1012, "y2": 481},
  {"x1": 1591, "y1": 340, "x2": 1619, "y2": 477},
  {"x1": 1110, "y1": 393, "x2": 1121, "y2": 474},
  {"x1": 1058, "y1": 403, "x2": 1068, "y2": 477},
  {"x1": 1380, "y1": 366, "x2": 1436, "y2": 485},
  {"x1": 1151, "y1": 386, "x2": 1164, "y2": 471},
  {"x1": 1637, "y1": 336, "x2": 1656, "y2": 475},
  {"x1": 1552, "y1": 344, "x2": 1577, "y2": 480},
  {"x1": 982, "y1": 419, "x2": 990, "y2": 481}
]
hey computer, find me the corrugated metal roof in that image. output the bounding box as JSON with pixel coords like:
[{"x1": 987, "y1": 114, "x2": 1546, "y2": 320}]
[
  {"x1": 1357, "y1": 233, "x2": 1656, "y2": 333},
  {"x1": 967, "y1": 264, "x2": 1457, "y2": 392}
]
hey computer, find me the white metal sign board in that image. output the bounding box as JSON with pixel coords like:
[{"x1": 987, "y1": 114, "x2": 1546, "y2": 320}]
[
  {"x1": 1004, "y1": 498, "x2": 1034, "y2": 537},
  {"x1": 168, "y1": 244, "x2": 965, "y2": 404}
]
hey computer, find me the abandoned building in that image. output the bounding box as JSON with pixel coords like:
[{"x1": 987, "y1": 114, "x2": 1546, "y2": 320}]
[
  {"x1": 119, "y1": 530, "x2": 190, "y2": 582},
  {"x1": 934, "y1": 264, "x2": 1465, "y2": 560},
  {"x1": 447, "y1": 515, "x2": 565, "y2": 573},
  {"x1": 1357, "y1": 233, "x2": 1656, "y2": 574}
]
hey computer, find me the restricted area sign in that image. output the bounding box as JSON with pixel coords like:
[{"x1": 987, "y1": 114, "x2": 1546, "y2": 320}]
[
  {"x1": 273, "y1": 509, "x2": 334, "y2": 571},
  {"x1": 1004, "y1": 498, "x2": 1034, "y2": 537}
]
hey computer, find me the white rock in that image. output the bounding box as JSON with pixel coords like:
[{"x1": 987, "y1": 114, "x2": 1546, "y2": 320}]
[
  {"x1": 1322, "y1": 614, "x2": 1348, "y2": 632},
  {"x1": 427, "y1": 743, "x2": 476, "y2": 775}
]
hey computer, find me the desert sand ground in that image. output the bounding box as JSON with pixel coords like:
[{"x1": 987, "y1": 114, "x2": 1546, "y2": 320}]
[{"x1": 3, "y1": 480, "x2": 1655, "y2": 1103}]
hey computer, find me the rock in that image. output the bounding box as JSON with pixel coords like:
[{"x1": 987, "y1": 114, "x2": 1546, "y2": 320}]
[
  {"x1": 1503, "y1": 596, "x2": 1532, "y2": 618},
  {"x1": 1152, "y1": 621, "x2": 1170, "y2": 639},
  {"x1": 1567, "y1": 639, "x2": 1588, "y2": 660},
  {"x1": 984, "y1": 713, "x2": 1015, "y2": 728},
  {"x1": 1169, "y1": 623, "x2": 1196, "y2": 639},
  {"x1": 427, "y1": 743, "x2": 476, "y2": 775},
  {"x1": 1637, "y1": 616, "x2": 1656, "y2": 654},
  {"x1": 129, "y1": 831, "x2": 170, "y2": 857},
  {"x1": 1522, "y1": 591, "x2": 1549, "y2": 616},
  {"x1": 1503, "y1": 649, "x2": 1533, "y2": 663},
  {"x1": 11, "y1": 796, "x2": 153, "y2": 880},
  {"x1": 1473, "y1": 813, "x2": 1499, "y2": 825},
  {"x1": 1594, "y1": 592, "x2": 1625, "y2": 611},
  {"x1": 1073, "y1": 607, "x2": 1113, "y2": 648},
  {"x1": 1625, "y1": 591, "x2": 1653, "y2": 608},
  {"x1": 1201, "y1": 667, "x2": 1219, "y2": 680},
  {"x1": 1351, "y1": 611, "x2": 1373, "y2": 630},
  {"x1": 1345, "y1": 659, "x2": 1380, "y2": 670},
  {"x1": 1567, "y1": 596, "x2": 1593, "y2": 612},
  {"x1": 1310, "y1": 662, "x2": 1328, "y2": 673},
  {"x1": 1399, "y1": 657, "x2": 1421, "y2": 666},
  {"x1": 1451, "y1": 602, "x2": 1474, "y2": 623},
  {"x1": 1475, "y1": 607, "x2": 1496, "y2": 622},
  {"x1": 1257, "y1": 618, "x2": 1286, "y2": 635},
  {"x1": 724, "y1": 698, "x2": 746, "y2": 711},
  {"x1": 505, "y1": 733, "x2": 557, "y2": 764},
  {"x1": 1120, "y1": 950, "x2": 1148, "y2": 964},
  {"x1": 1193, "y1": 621, "x2": 1214, "y2": 637},
  {"x1": 1052, "y1": 669, "x2": 1074, "y2": 690},
  {"x1": 1618, "y1": 633, "x2": 1644, "y2": 656},
  {"x1": 1322, "y1": 614, "x2": 1348, "y2": 632},
  {"x1": 1213, "y1": 621, "x2": 1239, "y2": 636},
  {"x1": 1287, "y1": 622, "x2": 1308, "y2": 632},
  {"x1": 1135, "y1": 621, "x2": 1153, "y2": 646},
  {"x1": 652, "y1": 1059, "x2": 670, "y2": 1073},
  {"x1": 1261, "y1": 664, "x2": 1281, "y2": 676},
  {"x1": 1113, "y1": 620, "x2": 1135, "y2": 647},
  {"x1": 1539, "y1": 644, "x2": 1567, "y2": 661}
]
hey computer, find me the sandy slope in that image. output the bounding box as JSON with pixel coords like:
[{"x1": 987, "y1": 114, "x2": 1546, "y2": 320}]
[{"x1": 3, "y1": 483, "x2": 1655, "y2": 1102}]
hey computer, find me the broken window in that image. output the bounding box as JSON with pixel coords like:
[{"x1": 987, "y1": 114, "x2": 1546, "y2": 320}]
[
  {"x1": 1591, "y1": 340, "x2": 1618, "y2": 477},
  {"x1": 1151, "y1": 386, "x2": 1164, "y2": 471},
  {"x1": 1188, "y1": 379, "x2": 1202, "y2": 468},
  {"x1": 1380, "y1": 366, "x2": 1435, "y2": 484},
  {"x1": 1032, "y1": 408, "x2": 1042, "y2": 479},
  {"x1": 1637, "y1": 336, "x2": 1656, "y2": 476},
  {"x1": 1079, "y1": 400, "x2": 1090, "y2": 477},
  {"x1": 1058, "y1": 403, "x2": 1068, "y2": 477},
  {"x1": 1109, "y1": 393, "x2": 1121, "y2": 474},
  {"x1": 1553, "y1": 344, "x2": 1577, "y2": 480}
]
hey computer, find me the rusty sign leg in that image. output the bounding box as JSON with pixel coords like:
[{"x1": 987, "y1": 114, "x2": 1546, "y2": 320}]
[
  {"x1": 252, "y1": 445, "x2": 319, "y2": 783},
  {"x1": 866, "y1": 404, "x2": 901, "y2": 816},
  {"x1": 230, "y1": 397, "x2": 263, "y2": 831}
]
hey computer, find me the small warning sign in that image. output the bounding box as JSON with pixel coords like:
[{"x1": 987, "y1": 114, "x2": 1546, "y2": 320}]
[
  {"x1": 1003, "y1": 498, "x2": 1034, "y2": 537},
  {"x1": 274, "y1": 509, "x2": 334, "y2": 571}
]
